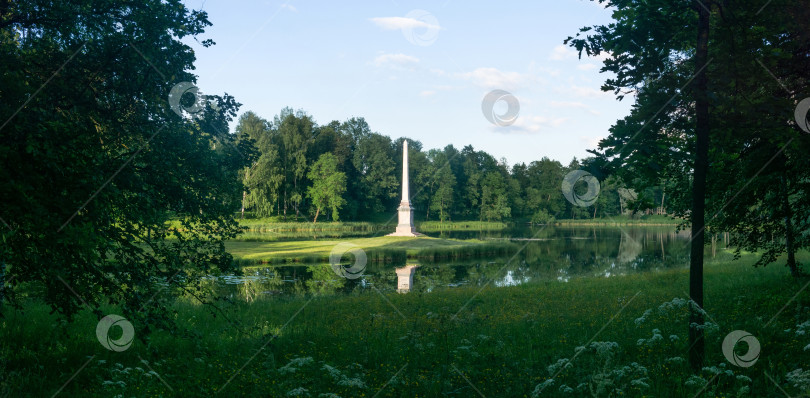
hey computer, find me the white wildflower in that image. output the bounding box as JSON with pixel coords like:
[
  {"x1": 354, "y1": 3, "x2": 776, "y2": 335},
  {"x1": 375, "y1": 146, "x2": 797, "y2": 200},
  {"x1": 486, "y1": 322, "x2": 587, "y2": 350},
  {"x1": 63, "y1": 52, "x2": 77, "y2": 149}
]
[
  {"x1": 558, "y1": 384, "x2": 574, "y2": 394},
  {"x1": 531, "y1": 379, "x2": 555, "y2": 398},
  {"x1": 287, "y1": 387, "x2": 310, "y2": 397},
  {"x1": 631, "y1": 378, "x2": 650, "y2": 388},
  {"x1": 685, "y1": 375, "x2": 706, "y2": 387},
  {"x1": 547, "y1": 358, "x2": 573, "y2": 375},
  {"x1": 279, "y1": 357, "x2": 314, "y2": 374},
  {"x1": 786, "y1": 368, "x2": 810, "y2": 390},
  {"x1": 634, "y1": 309, "x2": 652, "y2": 325}
]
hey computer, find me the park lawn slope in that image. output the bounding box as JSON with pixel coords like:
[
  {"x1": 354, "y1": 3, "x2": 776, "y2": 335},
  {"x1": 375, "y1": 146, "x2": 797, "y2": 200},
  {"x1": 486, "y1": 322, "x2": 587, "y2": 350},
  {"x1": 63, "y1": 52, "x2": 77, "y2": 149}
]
[{"x1": 226, "y1": 235, "x2": 515, "y2": 264}]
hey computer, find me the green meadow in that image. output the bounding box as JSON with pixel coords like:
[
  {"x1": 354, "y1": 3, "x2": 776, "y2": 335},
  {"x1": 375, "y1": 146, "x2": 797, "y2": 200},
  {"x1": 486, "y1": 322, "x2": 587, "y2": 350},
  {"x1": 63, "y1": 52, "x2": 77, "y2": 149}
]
[
  {"x1": 3, "y1": 251, "x2": 809, "y2": 397},
  {"x1": 226, "y1": 235, "x2": 518, "y2": 265}
]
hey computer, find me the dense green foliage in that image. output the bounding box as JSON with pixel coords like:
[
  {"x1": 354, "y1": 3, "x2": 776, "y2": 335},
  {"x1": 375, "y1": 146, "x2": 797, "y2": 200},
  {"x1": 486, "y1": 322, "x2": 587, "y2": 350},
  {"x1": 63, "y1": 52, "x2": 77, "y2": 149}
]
[
  {"x1": 234, "y1": 111, "x2": 660, "y2": 224},
  {"x1": 0, "y1": 1, "x2": 252, "y2": 325},
  {"x1": 567, "y1": 0, "x2": 810, "y2": 275},
  {"x1": 306, "y1": 153, "x2": 347, "y2": 222}
]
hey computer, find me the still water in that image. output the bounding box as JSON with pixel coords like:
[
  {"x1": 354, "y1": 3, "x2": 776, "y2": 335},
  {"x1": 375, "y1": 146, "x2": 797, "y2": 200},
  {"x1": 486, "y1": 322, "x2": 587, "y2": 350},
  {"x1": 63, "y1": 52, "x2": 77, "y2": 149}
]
[{"x1": 214, "y1": 226, "x2": 707, "y2": 300}]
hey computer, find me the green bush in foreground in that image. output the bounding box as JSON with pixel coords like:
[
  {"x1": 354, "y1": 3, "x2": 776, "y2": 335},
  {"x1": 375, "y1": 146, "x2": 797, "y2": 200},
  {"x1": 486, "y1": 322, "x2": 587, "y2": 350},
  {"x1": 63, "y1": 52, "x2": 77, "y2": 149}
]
[{"x1": 1, "y1": 254, "x2": 809, "y2": 397}]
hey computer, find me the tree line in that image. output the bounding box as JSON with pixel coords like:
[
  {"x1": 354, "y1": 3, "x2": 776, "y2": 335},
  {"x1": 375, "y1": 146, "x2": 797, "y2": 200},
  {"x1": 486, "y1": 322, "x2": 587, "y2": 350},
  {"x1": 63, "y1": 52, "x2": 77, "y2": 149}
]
[{"x1": 234, "y1": 108, "x2": 667, "y2": 224}]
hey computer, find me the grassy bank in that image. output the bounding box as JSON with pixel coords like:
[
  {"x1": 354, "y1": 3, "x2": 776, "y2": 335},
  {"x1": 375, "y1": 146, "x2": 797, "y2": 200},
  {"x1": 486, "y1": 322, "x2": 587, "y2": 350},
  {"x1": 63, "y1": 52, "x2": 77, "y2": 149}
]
[
  {"x1": 552, "y1": 214, "x2": 683, "y2": 226},
  {"x1": 169, "y1": 220, "x2": 511, "y2": 242},
  {"x1": 3, "y1": 254, "x2": 809, "y2": 397},
  {"x1": 417, "y1": 221, "x2": 507, "y2": 232},
  {"x1": 238, "y1": 220, "x2": 380, "y2": 233},
  {"x1": 227, "y1": 236, "x2": 518, "y2": 265}
]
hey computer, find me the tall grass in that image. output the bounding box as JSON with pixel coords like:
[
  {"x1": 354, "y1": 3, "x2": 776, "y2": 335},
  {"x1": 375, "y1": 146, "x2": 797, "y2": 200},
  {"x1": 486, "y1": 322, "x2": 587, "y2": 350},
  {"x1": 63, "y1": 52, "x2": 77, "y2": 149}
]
[
  {"x1": 239, "y1": 220, "x2": 381, "y2": 233},
  {"x1": 3, "y1": 253, "x2": 808, "y2": 397},
  {"x1": 553, "y1": 214, "x2": 683, "y2": 226},
  {"x1": 417, "y1": 220, "x2": 507, "y2": 231}
]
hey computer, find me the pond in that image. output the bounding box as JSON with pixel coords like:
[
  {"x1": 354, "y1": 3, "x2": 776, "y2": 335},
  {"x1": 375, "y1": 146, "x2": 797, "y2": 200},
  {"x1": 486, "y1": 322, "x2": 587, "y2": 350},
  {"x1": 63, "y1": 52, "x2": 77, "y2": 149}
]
[{"x1": 211, "y1": 225, "x2": 726, "y2": 300}]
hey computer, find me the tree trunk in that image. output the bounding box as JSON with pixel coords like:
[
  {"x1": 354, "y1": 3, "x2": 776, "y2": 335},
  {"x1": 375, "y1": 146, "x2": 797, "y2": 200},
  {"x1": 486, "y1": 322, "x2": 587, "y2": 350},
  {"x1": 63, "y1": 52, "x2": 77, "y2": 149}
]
[
  {"x1": 0, "y1": 259, "x2": 5, "y2": 310},
  {"x1": 241, "y1": 190, "x2": 246, "y2": 220},
  {"x1": 242, "y1": 167, "x2": 250, "y2": 220},
  {"x1": 660, "y1": 191, "x2": 666, "y2": 215},
  {"x1": 689, "y1": 0, "x2": 711, "y2": 372},
  {"x1": 478, "y1": 195, "x2": 484, "y2": 222},
  {"x1": 781, "y1": 173, "x2": 799, "y2": 277},
  {"x1": 313, "y1": 207, "x2": 320, "y2": 224}
]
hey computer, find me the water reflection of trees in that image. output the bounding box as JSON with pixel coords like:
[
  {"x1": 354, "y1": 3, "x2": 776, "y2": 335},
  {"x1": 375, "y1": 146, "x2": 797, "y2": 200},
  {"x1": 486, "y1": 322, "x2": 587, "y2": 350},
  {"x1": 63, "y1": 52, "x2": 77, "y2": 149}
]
[{"x1": 211, "y1": 227, "x2": 698, "y2": 299}]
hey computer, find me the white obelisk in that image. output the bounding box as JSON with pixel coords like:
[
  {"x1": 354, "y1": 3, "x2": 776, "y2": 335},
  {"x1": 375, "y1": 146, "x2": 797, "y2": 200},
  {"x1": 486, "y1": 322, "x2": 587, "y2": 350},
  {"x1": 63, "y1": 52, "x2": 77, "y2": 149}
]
[{"x1": 389, "y1": 140, "x2": 420, "y2": 236}]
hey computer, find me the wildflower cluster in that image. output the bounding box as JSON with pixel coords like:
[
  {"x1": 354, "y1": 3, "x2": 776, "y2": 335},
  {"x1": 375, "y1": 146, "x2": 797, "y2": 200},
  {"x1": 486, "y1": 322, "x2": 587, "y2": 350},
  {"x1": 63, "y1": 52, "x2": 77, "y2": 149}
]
[
  {"x1": 273, "y1": 356, "x2": 367, "y2": 397},
  {"x1": 97, "y1": 360, "x2": 166, "y2": 395},
  {"x1": 783, "y1": 305, "x2": 810, "y2": 395},
  {"x1": 684, "y1": 362, "x2": 752, "y2": 396},
  {"x1": 531, "y1": 341, "x2": 649, "y2": 397}
]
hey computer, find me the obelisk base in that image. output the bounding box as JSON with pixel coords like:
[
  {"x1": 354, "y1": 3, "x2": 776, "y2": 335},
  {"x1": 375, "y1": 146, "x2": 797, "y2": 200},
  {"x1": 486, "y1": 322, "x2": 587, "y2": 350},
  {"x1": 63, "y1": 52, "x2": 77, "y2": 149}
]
[
  {"x1": 395, "y1": 264, "x2": 420, "y2": 293},
  {"x1": 387, "y1": 201, "x2": 421, "y2": 237}
]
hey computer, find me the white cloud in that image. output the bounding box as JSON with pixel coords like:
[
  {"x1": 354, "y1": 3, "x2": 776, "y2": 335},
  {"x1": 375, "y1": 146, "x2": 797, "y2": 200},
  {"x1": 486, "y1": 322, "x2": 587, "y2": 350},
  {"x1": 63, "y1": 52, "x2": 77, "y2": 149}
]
[
  {"x1": 370, "y1": 16, "x2": 441, "y2": 31},
  {"x1": 591, "y1": 51, "x2": 614, "y2": 62},
  {"x1": 550, "y1": 44, "x2": 577, "y2": 61},
  {"x1": 580, "y1": 136, "x2": 603, "y2": 148},
  {"x1": 420, "y1": 90, "x2": 436, "y2": 97},
  {"x1": 565, "y1": 85, "x2": 613, "y2": 99},
  {"x1": 577, "y1": 63, "x2": 598, "y2": 71},
  {"x1": 456, "y1": 67, "x2": 542, "y2": 90},
  {"x1": 280, "y1": 3, "x2": 297, "y2": 12},
  {"x1": 372, "y1": 53, "x2": 419, "y2": 69},
  {"x1": 494, "y1": 115, "x2": 568, "y2": 134},
  {"x1": 528, "y1": 61, "x2": 561, "y2": 77}
]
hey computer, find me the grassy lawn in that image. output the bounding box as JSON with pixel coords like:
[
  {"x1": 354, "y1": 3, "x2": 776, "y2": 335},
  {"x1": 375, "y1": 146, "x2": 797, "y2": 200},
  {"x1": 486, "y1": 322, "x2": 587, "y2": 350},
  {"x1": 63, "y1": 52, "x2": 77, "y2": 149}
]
[
  {"x1": 3, "y1": 252, "x2": 809, "y2": 397},
  {"x1": 226, "y1": 235, "x2": 510, "y2": 264}
]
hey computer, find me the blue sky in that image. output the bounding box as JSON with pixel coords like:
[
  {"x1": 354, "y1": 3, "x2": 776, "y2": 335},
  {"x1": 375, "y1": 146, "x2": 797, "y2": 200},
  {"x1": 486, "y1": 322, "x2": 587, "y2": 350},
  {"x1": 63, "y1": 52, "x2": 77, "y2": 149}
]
[{"x1": 182, "y1": 0, "x2": 632, "y2": 165}]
